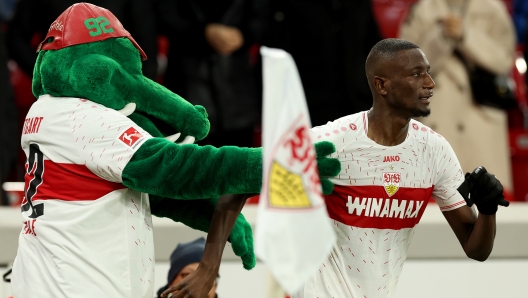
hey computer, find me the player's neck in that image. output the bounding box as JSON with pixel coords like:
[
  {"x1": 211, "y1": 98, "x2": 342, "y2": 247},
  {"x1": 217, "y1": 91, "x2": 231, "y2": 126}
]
[{"x1": 366, "y1": 108, "x2": 410, "y2": 146}]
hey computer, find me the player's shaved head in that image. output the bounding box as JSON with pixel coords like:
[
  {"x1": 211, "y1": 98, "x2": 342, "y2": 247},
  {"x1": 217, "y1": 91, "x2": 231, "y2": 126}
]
[
  {"x1": 364, "y1": 38, "x2": 434, "y2": 119},
  {"x1": 365, "y1": 39, "x2": 420, "y2": 88}
]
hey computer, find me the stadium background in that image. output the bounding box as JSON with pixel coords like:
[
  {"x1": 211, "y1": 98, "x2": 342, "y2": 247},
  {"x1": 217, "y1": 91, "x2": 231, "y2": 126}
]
[{"x1": 1, "y1": 0, "x2": 528, "y2": 297}]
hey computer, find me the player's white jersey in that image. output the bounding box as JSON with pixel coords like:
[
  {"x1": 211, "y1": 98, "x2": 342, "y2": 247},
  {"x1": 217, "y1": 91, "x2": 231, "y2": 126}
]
[
  {"x1": 12, "y1": 95, "x2": 155, "y2": 298},
  {"x1": 293, "y1": 111, "x2": 466, "y2": 298}
]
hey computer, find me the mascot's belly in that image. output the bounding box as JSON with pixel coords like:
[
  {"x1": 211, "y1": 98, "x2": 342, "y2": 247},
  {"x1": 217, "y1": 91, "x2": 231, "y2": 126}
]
[
  {"x1": 12, "y1": 190, "x2": 155, "y2": 298},
  {"x1": 12, "y1": 95, "x2": 155, "y2": 297}
]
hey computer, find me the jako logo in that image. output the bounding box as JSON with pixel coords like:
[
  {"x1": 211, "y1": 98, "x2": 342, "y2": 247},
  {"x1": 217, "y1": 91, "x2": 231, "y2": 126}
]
[{"x1": 383, "y1": 155, "x2": 400, "y2": 162}]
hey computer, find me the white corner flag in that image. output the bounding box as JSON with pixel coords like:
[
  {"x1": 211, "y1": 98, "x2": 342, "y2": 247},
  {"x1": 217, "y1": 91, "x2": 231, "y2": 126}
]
[{"x1": 255, "y1": 46, "x2": 336, "y2": 295}]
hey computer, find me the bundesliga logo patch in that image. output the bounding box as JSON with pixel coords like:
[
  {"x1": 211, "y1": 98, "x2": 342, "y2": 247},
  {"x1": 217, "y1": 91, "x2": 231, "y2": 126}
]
[
  {"x1": 383, "y1": 172, "x2": 401, "y2": 197},
  {"x1": 118, "y1": 127, "x2": 145, "y2": 148}
]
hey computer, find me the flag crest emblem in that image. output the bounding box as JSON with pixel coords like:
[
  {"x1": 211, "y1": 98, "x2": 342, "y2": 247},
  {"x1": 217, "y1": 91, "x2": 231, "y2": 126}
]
[
  {"x1": 383, "y1": 172, "x2": 401, "y2": 197},
  {"x1": 269, "y1": 161, "x2": 311, "y2": 208}
]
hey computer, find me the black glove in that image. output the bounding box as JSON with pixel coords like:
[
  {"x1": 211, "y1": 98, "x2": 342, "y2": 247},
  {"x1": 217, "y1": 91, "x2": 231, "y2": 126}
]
[{"x1": 457, "y1": 166, "x2": 509, "y2": 215}]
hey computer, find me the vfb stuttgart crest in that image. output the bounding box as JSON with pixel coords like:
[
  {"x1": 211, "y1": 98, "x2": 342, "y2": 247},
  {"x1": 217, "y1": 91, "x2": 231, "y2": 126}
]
[{"x1": 383, "y1": 172, "x2": 401, "y2": 197}]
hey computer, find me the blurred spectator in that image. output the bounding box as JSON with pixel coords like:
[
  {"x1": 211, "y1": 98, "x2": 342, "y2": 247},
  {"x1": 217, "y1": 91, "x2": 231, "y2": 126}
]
[
  {"x1": 519, "y1": 0, "x2": 528, "y2": 88},
  {"x1": 514, "y1": 0, "x2": 528, "y2": 43},
  {"x1": 262, "y1": 0, "x2": 382, "y2": 127},
  {"x1": 400, "y1": 0, "x2": 515, "y2": 191},
  {"x1": 0, "y1": 0, "x2": 17, "y2": 21},
  {"x1": 155, "y1": 0, "x2": 266, "y2": 147},
  {"x1": 6, "y1": 0, "x2": 158, "y2": 81},
  {"x1": 156, "y1": 237, "x2": 218, "y2": 298},
  {"x1": 0, "y1": 0, "x2": 19, "y2": 205}
]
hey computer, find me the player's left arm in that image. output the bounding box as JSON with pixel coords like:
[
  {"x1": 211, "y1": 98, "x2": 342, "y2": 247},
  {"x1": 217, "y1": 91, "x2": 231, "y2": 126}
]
[
  {"x1": 442, "y1": 204, "x2": 496, "y2": 261},
  {"x1": 432, "y1": 140, "x2": 505, "y2": 261},
  {"x1": 445, "y1": 166, "x2": 509, "y2": 261}
]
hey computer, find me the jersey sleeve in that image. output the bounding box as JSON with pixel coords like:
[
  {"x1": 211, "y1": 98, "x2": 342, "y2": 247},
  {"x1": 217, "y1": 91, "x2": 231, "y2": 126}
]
[
  {"x1": 310, "y1": 116, "x2": 352, "y2": 154},
  {"x1": 67, "y1": 104, "x2": 153, "y2": 183},
  {"x1": 431, "y1": 136, "x2": 466, "y2": 211}
]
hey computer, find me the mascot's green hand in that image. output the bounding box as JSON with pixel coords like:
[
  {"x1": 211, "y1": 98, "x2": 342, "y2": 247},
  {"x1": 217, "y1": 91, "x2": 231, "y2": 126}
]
[
  {"x1": 228, "y1": 213, "x2": 256, "y2": 270},
  {"x1": 314, "y1": 141, "x2": 341, "y2": 195}
]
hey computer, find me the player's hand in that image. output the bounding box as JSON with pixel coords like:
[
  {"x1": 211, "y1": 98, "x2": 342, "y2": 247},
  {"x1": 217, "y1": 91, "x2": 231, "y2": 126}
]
[
  {"x1": 457, "y1": 166, "x2": 509, "y2": 215},
  {"x1": 160, "y1": 265, "x2": 216, "y2": 298},
  {"x1": 314, "y1": 141, "x2": 341, "y2": 194},
  {"x1": 228, "y1": 212, "x2": 256, "y2": 270}
]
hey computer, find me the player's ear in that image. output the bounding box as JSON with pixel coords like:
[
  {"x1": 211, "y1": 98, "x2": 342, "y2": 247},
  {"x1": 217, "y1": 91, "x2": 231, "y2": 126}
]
[{"x1": 374, "y1": 76, "x2": 388, "y2": 96}]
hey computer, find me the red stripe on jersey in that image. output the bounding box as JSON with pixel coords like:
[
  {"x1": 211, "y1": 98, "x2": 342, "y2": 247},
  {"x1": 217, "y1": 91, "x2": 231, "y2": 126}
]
[
  {"x1": 24, "y1": 160, "x2": 125, "y2": 202},
  {"x1": 325, "y1": 185, "x2": 433, "y2": 230}
]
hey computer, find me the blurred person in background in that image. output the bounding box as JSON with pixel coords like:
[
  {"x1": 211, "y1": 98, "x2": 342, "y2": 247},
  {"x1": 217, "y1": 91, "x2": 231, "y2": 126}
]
[
  {"x1": 155, "y1": 0, "x2": 267, "y2": 148},
  {"x1": 157, "y1": 238, "x2": 218, "y2": 298},
  {"x1": 0, "y1": 0, "x2": 19, "y2": 205},
  {"x1": 519, "y1": 0, "x2": 528, "y2": 88},
  {"x1": 262, "y1": 0, "x2": 382, "y2": 127},
  {"x1": 6, "y1": 0, "x2": 158, "y2": 81},
  {"x1": 399, "y1": 0, "x2": 516, "y2": 192},
  {"x1": 513, "y1": 0, "x2": 528, "y2": 44}
]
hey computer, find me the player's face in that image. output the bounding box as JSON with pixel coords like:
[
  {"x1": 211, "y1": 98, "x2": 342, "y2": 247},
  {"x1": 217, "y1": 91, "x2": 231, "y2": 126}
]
[{"x1": 385, "y1": 49, "x2": 435, "y2": 118}]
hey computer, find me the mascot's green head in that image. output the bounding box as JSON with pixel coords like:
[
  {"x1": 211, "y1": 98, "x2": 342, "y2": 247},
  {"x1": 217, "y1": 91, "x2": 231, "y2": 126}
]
[{"x1": 33, "y1": 2, "x2": 210, "y2": 140}]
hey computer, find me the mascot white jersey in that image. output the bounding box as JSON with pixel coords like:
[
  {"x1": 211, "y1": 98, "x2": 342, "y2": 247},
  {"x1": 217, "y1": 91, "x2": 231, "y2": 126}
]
[{"x1": 13, "y1": 95, "x2": 155, "y2": 298}]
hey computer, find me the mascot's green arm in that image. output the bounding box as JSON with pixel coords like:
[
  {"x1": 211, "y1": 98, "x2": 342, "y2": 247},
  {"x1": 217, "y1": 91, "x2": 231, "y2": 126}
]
[
  {"x1": 122, "y1": 138, "x2": 262, "y2": 199},
  {"x1": 122, "y1": 138, "x2": 341, "y2": 200}
]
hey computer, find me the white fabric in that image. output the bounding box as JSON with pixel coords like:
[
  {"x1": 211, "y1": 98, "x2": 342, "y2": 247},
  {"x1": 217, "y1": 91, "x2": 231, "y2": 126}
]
[
  {"x1": 293, "y1": 112, "x2": 466, "y2": 298},
  {"x1": 256, "y1": 47, "x2": 336, "y2": 295},
  {"x1": 12, "y1": 95, "x2": 155, "y2": 298}
]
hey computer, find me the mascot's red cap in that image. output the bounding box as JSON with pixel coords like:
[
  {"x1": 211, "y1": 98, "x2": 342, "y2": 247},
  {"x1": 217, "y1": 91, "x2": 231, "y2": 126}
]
[{"x1": 37, "y1": 2, "x2": 148, "y2": 60}]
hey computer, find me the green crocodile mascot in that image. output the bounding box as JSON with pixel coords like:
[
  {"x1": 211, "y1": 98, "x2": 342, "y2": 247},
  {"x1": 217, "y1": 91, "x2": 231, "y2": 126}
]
[{"x1": 11, "y1": 3, "x2": 340, "y2": 298}]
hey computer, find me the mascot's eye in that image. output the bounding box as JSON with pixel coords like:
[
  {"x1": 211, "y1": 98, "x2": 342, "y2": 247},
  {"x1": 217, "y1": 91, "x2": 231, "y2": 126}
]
[{"x1": 46, "y1": 37, "x2": 54, "y2": 43}]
